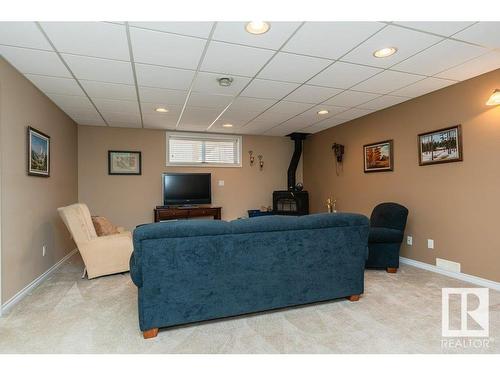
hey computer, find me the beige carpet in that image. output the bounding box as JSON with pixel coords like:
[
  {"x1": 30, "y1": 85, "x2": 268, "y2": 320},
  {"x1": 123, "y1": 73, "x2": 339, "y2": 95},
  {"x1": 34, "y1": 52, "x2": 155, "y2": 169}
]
[{"x1": 0, "y1": 253, "x2": 498, "y2": 354}]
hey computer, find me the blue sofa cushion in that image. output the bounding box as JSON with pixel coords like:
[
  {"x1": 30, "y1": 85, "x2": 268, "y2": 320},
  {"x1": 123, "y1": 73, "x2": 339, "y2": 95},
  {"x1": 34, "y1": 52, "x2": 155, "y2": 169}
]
[{"x1": 369, "y1": 227, "x2": 404, "y2": 243}]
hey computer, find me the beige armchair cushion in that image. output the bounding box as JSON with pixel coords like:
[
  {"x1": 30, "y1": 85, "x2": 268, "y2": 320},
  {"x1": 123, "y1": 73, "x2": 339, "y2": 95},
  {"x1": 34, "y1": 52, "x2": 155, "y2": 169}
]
[{"x1": 58, "y1": 203, "x2": 132, "y2": 279}]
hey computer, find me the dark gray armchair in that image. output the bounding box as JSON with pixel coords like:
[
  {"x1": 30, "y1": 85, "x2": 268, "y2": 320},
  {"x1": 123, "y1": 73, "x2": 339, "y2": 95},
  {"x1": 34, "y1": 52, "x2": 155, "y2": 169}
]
[{"x1": 365, "y1": 202, "x2": 408, "y2": 273}]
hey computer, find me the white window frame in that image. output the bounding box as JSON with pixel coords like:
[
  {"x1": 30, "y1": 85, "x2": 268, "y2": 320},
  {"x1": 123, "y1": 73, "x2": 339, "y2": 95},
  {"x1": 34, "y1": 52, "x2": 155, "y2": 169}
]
[{"x1": 166, "y1": 131, "x2": 242, "y2": 168}]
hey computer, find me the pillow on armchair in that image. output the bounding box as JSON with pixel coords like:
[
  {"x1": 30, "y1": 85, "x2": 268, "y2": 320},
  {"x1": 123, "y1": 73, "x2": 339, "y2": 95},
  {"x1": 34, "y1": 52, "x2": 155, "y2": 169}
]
[{"x1": 91, "y1": 216, "x2": 120, "y2": 236}]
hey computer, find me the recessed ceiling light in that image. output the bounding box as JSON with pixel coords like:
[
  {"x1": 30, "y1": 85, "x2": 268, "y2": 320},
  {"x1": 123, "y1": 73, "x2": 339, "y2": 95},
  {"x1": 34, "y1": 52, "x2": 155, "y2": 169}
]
[
  {"x1": 373, "y1": 47, "x2": 398, "y2": 58},
  {"x1": 222, "y1": 123, "x2": 233, "y2": 128},
  {"x1": 317, "y1": 109, "x2": 329, "y2": 115},
  {"x1": 155, "y1": 107, "x2": 169, "y2": 113},
  {"x1": 486, "y1": 89, "x2": 500, "y2": 106},
  {"x1": 245, "y1": 21, "x2": 270, "y2": 35}
]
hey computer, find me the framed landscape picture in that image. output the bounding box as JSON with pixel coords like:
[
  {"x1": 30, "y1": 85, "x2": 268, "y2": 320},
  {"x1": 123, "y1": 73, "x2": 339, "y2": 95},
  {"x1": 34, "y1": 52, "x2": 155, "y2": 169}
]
[
  {"x1": 418, "y1": 125, "x2": 462, "y2": 166},
  {"x1": 364, "y1": 140, "x2": 394, "y2": 173},
  {"x1": 108, "y1": 151, "x2": 142, "y2": 175},
  {"x1": 27, "y1": 126, "x2": 50, "y2": 177}
]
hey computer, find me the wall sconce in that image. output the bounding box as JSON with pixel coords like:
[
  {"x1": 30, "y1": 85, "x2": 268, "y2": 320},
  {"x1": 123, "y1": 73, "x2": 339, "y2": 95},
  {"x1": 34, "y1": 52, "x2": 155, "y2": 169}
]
[
  {"x1": 486, "y1": 89, "x2": 500, "y2": 106},
  {"x1": 248, "y1": 150, "x2": 255, "y2": 166},
  {"x1": 258, "y1": 155, "x2": 264, "y2": 170}
]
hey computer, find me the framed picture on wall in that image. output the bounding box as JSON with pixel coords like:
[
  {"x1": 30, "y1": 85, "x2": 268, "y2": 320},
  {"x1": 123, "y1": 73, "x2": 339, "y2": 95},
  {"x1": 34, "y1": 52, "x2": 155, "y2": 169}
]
[
  {"x1": 27, "y1": 126, "x2": 50, "y2": 177},
  {"x1": 108, "y1": 151, "x2": 142, "y2": 175},
  {"x1": 418, "y1": 125, "x2": 463, "y2": 166},
  {"x1": 363, "y1": 140, "x2": 394, "y2": 173}
]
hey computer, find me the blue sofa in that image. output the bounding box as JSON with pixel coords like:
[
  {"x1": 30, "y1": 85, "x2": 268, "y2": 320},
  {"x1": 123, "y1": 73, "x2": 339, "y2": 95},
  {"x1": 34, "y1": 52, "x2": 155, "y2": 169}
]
[{"x1": 130, "y1": 213, "x2": 369, "y2": 338}]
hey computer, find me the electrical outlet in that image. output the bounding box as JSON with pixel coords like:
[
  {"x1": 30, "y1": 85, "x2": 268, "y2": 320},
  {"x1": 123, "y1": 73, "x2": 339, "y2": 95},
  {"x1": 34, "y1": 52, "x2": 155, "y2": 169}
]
[
  {"x1": 218, "y1": 180, "x2": 224, "y2": 187},
  {"x1": 42, "y1": 245, "x2": 47, "y2": 257},
  {"x1": 427, "y1": 239, "x2": 434, "y2": 249},
  {"x1": 407, "y1": 235, "x2": 413, "y2": 246}
]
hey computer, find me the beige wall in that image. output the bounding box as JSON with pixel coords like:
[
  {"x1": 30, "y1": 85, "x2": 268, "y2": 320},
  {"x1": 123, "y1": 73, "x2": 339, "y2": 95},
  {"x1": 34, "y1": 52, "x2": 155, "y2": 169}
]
[
  {"x1": 303, "y1": 68, "x2": 500, "y2": 282},
  {"x1": 78, "y1": 125, "x2": 302, "y2": 229},
  {"x1": 0, "y1": 58, "x2": 78, "y2": 304}
]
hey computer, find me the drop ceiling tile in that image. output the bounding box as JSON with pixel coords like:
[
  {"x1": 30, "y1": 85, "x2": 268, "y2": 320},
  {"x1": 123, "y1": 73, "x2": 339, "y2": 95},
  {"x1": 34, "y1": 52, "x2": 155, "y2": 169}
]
[
  {"x1": 392, "y1": 22, "x2": 475, "y2": 37},
  {"x1": 435, "y1": 51, "x2": 500, "y2": 81},
  {"x1": 47, "y1": 94, "x2": 95, "y2": 112},
  {"x1": 101, "y1": 111, "x2": 141, "y2": 123},
  {"x1": 130, "y1": 27, "x2": 206, "y2": 69},
  {"x1": 241, "y1": 79, "x2": 299, "y2": 100},
  {"x1": 141, "y1": 102, "x2": 182, "y2": 115},
  {"x1": 392, "y1": 39, "x2": 488, "y2": 76},
  {"x1": 290, "y1": 104, "x2": 348, "y2": 125},
  {"x1": 143, "y1": 115, "x2": 178, "y2": 129},
  {"x1": 80, "y1": 80, "x2": 137, "y2": 100},
  {"x1": 453, "y1": 22, "x2": 500, "y2": 49},
  {"x1": 40, "y1": 22, "x2": 130, "y2": 60},
  {"x1": 179, "y1": 107, "x2": 222, "y2": 128},
  {"x1": 283, "y1": 22, "x2": 385, "y2": 60},
  {"x1": 284, "y1": 85, "x2": 342, "y2": 104},
  {"x1": 201, "y1": 41, "x2": 274, "y2": 77},
  {"x1": 213, "y1": 22, "x2": 300, "y2": 50},
  {"x1": 342, "y1": 25, "x2": 443, "y2": 69},
  {"x1": 106, "y1": 121, "x2": 142, "y2": 129},
  {"x1": 308, "y1": 61, "x2": 383, "y2": 89},
  {"x1": 187, "y1": 92, "x2": 233, "y2": 109},
  {"x1": 242, "y1": 120, "x2": 277, "y2": 134},
  {"x1": 0, "y1": 22, "x2": 52, "y2": 50},
  {"x1": 74, "y1": 117, "x2": 107, "y2": 126},
  {"x1": 351, "y1": 70, "x2": 423, "y2": 94},
  {"x1": 63, "y1": 107, "x2": 101, "y2": 119},
  {"x1": 258, "y1": 52, "x2": 332, "y2": 83},
  {"x1": 135, "y1": 63, "x2": 195, "y2": 90},
  {"x1": 310, "y1": 116, "x2": 348, "y2": 129},
  {"x1": 253, "y1": 101, "x2": 311, "y2": 125},
  {"x1": 264, "y1": 127, "x2": 295, "y2": 137},
  {"x1": 213, "y1": 108, "x2": 262, "y2": 126},
  {"x1": 305, "y1": 118, "x2": 346, "y2": 133},
  {"x1": 324, "y1": 90, "x2": 379, "y2": 107},
  {"x1": 228, "y1": 97, "x2": 277, "y2": 112},
  {"x1": 253, "y1": 111, "x2": 294, "y2": 126},
  {"x1": 62, "y1": 54, "x2": 134, "y2": 84},
  {"x1": 335, "y1": 108, "x2": 375, "y2": 121},
  {"x1": 358, "y1": 95, "x2": 410, "y2": 110},
  {"x1": 267, "y1": 100, "x2": 312, "y2": 115},
  {"x1": 192, "y1": 71, "x2": 251, "y2": 95},
  {"x1": 0, "y1": 46, "x2": 71, "y2": 77},
  {"x1": 139, "y1": 86, "x2": 187, "y2": 104},
  {"x1": 275, "y1": 115, "x2": 316, "y2": 130},
  {"x1": 391, "y1": 77, "x2": 456, "y2": 97},
  {"x1": 25, "y1": 74, "x2": 84, "y2": 96},
  {"x1": 129, "y1": 22, "x2": 214, "y2": 38},
  {"x1": 93, "y1": 98, "x2": 139, "y2": 114}
]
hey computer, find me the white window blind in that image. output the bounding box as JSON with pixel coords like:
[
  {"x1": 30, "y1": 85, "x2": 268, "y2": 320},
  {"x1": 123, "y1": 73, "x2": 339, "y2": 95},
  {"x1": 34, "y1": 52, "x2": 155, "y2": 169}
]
[{"x1": 166, "y1": 132, "x2": 242, "y2": 167}]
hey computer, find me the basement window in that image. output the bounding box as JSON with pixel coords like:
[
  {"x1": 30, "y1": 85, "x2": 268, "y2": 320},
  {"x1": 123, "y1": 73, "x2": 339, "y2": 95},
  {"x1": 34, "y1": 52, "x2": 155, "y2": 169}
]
[{"x1": 166, "y1": 131, "x2": 242, "y2": 167}]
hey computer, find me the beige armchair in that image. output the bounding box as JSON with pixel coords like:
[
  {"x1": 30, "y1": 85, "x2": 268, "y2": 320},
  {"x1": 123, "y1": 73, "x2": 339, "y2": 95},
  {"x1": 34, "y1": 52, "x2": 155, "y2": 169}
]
[{"x1": 58, "y1": 203, "x2": 133, "y2": 279}]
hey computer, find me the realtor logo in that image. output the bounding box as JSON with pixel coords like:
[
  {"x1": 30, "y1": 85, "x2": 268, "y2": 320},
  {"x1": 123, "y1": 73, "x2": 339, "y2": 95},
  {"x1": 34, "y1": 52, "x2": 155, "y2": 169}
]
[{"x1": 442, "y1": 288, "x2": 489, "y2": 337}]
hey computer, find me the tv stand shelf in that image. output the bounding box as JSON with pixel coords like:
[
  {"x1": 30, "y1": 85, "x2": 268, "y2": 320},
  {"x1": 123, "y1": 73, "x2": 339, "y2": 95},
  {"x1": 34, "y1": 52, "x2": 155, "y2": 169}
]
[{"x1": 154, "y1": 206, "x2": 222, "y2": 222}]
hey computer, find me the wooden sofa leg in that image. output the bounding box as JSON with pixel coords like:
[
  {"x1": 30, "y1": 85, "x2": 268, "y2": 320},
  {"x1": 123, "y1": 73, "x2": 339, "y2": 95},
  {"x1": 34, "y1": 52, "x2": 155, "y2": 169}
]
[
  {"x1": 386, "y1": 267, "x2": 398, "y2": 273},
  {"x1": 143, "y1": 328, "x2": 159, "y2": 339},
  {"x1": 347, "y1": 294, "x2": 360, "y2": 302}
]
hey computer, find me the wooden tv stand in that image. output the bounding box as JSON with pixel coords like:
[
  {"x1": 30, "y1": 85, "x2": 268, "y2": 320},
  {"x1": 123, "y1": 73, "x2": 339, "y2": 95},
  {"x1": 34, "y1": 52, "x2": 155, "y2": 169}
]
[{"x1": 154, "y1": 206, "x2": 222, "y2": 222}]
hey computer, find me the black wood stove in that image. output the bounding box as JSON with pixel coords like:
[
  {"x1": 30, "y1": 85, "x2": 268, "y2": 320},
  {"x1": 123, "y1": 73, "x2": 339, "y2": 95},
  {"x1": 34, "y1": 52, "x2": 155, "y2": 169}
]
[{"x1": 272, "y1": 132, "x2": 309, "y2": 216}]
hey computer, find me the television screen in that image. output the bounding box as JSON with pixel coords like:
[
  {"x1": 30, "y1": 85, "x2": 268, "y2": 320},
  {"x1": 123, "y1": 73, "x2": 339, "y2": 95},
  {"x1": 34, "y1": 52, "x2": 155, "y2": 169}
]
[{"x1": 162, "y1": 173, "x2": 211, "y2": 206}]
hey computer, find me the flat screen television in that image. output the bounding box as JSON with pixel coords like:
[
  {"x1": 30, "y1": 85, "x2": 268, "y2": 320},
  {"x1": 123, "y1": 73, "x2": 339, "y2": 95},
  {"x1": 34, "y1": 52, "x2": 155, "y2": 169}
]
[{"x1": 162, "y1": 173, "x2": 211, "y2": 206}]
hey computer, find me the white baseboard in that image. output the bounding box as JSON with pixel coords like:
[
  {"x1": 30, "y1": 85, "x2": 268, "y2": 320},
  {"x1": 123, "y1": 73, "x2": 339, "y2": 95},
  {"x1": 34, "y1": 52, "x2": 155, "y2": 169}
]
[
  {"x1": 0, "y1": 249, "x2": 78, "y2": 315},
  {"x1": 400, "y1": 256, "x2": 500, "y2": 291}
]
